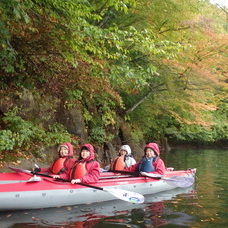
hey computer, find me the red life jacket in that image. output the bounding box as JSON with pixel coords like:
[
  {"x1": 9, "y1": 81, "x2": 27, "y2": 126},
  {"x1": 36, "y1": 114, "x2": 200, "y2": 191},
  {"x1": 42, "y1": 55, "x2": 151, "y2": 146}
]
[
  {"x1": 51, "y1": 157, "x2": 72, "y2": 174},
  {"x1": 110, "y1": 155, "x2": 125, "y2": 171},
  {"x1": 70, "y1": 161, "x2": 88, "y2": 180}
]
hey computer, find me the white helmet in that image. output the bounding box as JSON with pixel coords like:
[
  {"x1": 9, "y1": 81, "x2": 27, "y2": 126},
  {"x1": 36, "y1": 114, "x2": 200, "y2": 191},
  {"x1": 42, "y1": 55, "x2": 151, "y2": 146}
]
[{"x1": 119, "y1": 145, "x2": 131, "y2": 156}]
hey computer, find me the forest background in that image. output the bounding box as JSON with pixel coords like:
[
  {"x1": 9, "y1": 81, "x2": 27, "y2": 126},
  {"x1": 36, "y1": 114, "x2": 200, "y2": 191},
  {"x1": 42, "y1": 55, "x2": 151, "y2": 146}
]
[{"x1": 0, "y1": 0, "x2": 227, "y2": 168}]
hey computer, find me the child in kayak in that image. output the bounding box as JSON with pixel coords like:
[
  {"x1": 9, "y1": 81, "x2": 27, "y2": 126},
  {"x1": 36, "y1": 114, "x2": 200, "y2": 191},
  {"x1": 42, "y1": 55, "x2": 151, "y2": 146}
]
[
  {"x1": 124, "y1": 142, "x2": 165, "y2": 175},
  {"x1": 108, "y1": 145, "x2": 136, "y2": 171},
  {"x1": 34, "y1": 142, "x2": 75, "y2": 179},
  {"x1": 71, "y1": 144, "x2": 100, "y2": 184}
]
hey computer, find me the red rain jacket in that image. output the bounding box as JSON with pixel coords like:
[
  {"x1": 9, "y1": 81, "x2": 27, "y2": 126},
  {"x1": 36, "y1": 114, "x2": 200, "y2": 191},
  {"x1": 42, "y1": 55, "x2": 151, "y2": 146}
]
[
  {"x1": 70, "y1": 143, "x2": 100, "y2": 184},
  {"x1": 124, "y1": 143, "x2": 166, "y2": 175},
  {"x1": 40, "y1": 142, "x2": 76, "y2": 179}
]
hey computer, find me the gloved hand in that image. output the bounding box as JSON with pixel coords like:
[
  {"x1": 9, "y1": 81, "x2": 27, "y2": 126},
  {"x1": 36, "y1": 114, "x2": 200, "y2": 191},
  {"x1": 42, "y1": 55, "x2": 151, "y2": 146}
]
[{"x1": 140, "y1": 172, "x2": 147, "y2": 176}]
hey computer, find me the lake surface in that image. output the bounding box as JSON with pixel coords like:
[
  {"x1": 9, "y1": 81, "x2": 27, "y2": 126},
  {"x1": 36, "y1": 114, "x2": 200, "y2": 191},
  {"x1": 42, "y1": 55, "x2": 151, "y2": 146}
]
[{"x1": 0, "y1": 148, "x2": 228, "y2": 227}]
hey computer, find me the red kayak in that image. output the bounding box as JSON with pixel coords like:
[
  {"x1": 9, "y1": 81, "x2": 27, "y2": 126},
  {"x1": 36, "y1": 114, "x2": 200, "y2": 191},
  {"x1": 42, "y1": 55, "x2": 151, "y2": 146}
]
[{"x1": 0, "y1": 167, "x2": 196, "y2": 211}]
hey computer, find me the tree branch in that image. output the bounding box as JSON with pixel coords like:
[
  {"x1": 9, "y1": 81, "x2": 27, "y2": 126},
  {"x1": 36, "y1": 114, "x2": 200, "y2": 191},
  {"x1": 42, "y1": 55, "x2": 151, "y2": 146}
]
[
  {"x1": 158, "y1": 26, "x2": 191, "y2": 34},
  {"x1": 125, "y1": 83, "x2": 166, "y2": 114}
]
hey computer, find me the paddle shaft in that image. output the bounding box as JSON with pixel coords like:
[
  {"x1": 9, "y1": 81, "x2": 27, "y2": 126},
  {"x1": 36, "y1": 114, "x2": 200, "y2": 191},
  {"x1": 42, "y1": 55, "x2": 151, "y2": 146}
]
[
  {"x1": 31, "y1": 172, "x2": 105, "y2": 191},
  {"x1": 99, "y1": 174, "x2": 132, "y2": 179},
  {"x1": 109, "y1": 170, "x2": 194, "y2": 187},
  {"x1": 109, "y1": 170, "x2": 139, "y2": 176},
  {"x1": 109, "y1": 170, "x2": 161, "y2": 179},
  {"x1": 6, "y1": 167, "x2": 105, "y2": 191}
]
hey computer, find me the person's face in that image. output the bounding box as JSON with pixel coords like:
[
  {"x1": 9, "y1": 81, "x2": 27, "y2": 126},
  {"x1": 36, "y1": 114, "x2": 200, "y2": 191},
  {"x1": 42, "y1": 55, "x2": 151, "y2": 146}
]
[
  {"x1": 119, "y1": 150, "x2": 127, "y2": 156},
  {"x1": 59, "y1": 147, "x2": 69, "y2": 157},
  {"x1": 81, "y1": 149, "x2": 90, "y2": 159},
  {"x1": 145, "y1": 148, "x2": 156, "y2": 158}
]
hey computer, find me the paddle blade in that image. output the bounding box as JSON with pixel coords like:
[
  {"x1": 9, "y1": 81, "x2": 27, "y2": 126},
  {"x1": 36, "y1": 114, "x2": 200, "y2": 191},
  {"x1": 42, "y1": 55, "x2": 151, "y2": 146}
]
[
  {"x1": 103, "y1": 188, "x2": 145, "y2": 204},
  {"x1": 162, "y1": 176, "x2": 195, "y2": 188},
  {"x1": 7, "y1": 166, "x2": 32, "y2": 174}
]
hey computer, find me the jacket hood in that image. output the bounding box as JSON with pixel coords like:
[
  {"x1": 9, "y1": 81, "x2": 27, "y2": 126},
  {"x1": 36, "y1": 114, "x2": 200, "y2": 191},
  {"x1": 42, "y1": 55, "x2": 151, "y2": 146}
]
[
  {"x1": 79, "y1": 143, "x2": 95, "y2": 161},
  {"x1": 58, "y1": 142, "x2": 74, "y2": 157},
  {"x1": 119, "y1": 145, "x2": 131, "y2": 156},
  {"x1": 144, "y1": 143, "x2": 160, "y2": 156}
]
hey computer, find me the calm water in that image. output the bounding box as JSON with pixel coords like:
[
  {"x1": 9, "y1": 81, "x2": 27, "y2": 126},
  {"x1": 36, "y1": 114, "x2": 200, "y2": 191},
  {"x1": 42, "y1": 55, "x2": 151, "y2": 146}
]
[{"x1": 0, "y1": 148, "x2": 228, "y2": 227}]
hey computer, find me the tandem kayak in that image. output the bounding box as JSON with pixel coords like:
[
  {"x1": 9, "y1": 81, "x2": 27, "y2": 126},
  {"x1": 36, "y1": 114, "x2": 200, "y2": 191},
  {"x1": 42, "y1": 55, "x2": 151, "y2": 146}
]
[
  {"x1": 0, "y1": 185, "x2": 196, "y2": 228},
  {"x1": 0, "y1": 167, "x2": 196, "y2": 211},
  {"x1": 0, "y1": 186, "x2": 196, "y2": 228}
]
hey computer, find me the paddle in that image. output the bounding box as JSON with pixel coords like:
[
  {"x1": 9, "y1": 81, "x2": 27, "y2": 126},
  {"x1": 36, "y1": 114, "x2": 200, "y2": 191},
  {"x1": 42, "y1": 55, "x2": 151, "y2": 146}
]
[
  {"x1": 109, "y1": 170, "x2": 195, "y2": 188},
  {"x1": 109, "y1": 170, "x2": 161, "y2": 178},
  {"x1": 140, "y1": 172, "x2": 195, "y2": 188},
  {"x1": 7, "y1": 166, "x2": 144, "y2": 204}
]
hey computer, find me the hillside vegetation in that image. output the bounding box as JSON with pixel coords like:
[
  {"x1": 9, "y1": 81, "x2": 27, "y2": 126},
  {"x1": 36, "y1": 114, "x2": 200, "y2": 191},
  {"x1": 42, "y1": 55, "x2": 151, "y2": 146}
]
[{"x1": 0, "y1": 0, "x2": 227, "y2": 165}]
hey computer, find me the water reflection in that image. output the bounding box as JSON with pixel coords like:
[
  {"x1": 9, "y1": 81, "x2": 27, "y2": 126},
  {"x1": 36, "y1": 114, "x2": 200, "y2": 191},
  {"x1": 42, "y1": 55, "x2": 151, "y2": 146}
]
[
  {"x1": 0, "y1": 186, "x2": 195, "y2": 228},
  {"x1": 93, "y1": 187, "x2": 196, "y2": 228}
]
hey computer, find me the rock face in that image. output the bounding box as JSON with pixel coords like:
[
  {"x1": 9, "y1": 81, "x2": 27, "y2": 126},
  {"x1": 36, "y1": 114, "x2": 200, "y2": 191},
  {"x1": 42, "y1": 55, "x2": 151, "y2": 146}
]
[
  {"x1": 0, "y1": 88, "x2": 87, "y2": 138},
  {"x1": 56, "y1": 102, "x2": 88, "y2": 140}
]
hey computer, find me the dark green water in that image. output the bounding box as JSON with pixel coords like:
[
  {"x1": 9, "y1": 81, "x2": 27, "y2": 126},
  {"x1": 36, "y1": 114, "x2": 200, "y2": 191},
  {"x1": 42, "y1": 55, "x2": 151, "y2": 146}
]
[{"x1": 0, "y1": 149, "x2": 228, "y2": 227}]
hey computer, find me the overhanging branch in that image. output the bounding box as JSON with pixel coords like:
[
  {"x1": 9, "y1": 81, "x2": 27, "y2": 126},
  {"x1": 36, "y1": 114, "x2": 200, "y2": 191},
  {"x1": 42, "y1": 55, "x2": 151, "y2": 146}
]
[{"x1": 125, "y1": 83, "x2": 166, "y2": 114}]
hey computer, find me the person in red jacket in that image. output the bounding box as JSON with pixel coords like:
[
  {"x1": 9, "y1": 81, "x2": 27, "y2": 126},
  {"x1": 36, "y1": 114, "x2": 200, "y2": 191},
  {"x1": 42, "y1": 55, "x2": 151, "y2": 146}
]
[
  {"x1": 70, "y1": 143, "x2": 100, "y2": 184},
  {"x1": 124, "y1": 142, "x2": 165, "y2": 175},
  {"x1": 34, "y1": 142, "x2": 76, "y2": 179}
]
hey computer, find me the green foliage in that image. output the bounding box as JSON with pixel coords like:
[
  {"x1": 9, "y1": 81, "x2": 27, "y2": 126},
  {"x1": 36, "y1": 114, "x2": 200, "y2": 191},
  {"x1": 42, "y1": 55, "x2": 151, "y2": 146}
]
[
  {"x1": 129, "y1": 125, "x2": 144, "y2": 145},
  {"x1": 166, "y1": 124, "x2": 214, "y2": 143},
  {"x1": 164, "y1": 99, "x2": 228, "y2": 144},
  {"x1": 82, "y1": 94, "x2": 118, "y2": 144},
  {"x1": 0, "y1": 111, "x2": 72, "y2": 154},
  {"x1": 0, "y1": 0, "x2": 32, "y2": 73},
  {"x1": 88, "y1": 126, "x2": 107, "y2": 144},
  {"x1": 0, "y1": 0, "x2": 227, "y2": 154},
  {"x1": 211, "y1": 100, "x2": 228, "y2": 141},
  {"x1": 0, "y1": 130, "x2": 15, "y2": 150}
]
